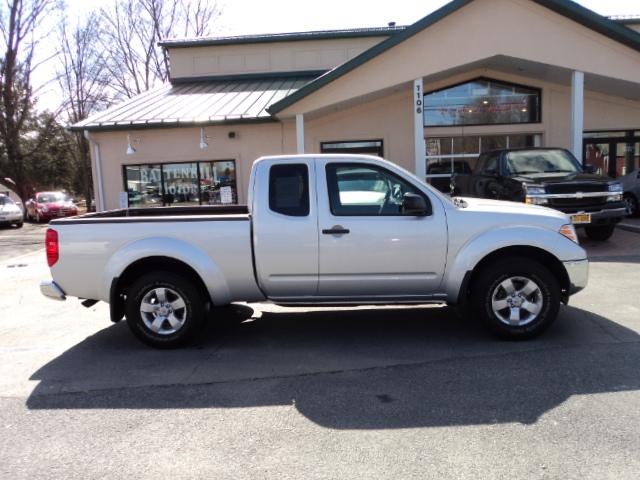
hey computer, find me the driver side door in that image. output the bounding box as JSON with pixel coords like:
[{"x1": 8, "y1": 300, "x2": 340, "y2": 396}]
[{"x1": 316, "y1": 160, "x2": 448, "y2": 299}]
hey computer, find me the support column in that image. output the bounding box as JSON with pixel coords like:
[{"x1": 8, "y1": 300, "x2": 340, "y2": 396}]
[
  {"x1": 84, "y1": 131, "x2": 105, "y2": 212},
  {"x1": 571, "y1": 71, "x2": 584, "y2": 160},
  {"x1": 413, "y1": 78, "x2": 426, "y2": 180},
  {"x1": 296, "y1": 114, "x2": 305, "y2": 154}
]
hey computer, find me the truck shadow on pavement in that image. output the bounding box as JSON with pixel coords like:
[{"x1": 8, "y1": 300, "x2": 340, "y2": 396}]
[{"x1": 26, "y1": 304, "x2": 640, "y2": 429}]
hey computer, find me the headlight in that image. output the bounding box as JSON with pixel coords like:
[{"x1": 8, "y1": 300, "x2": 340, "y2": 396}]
[
  {"x1": 41, "y1": 206, "x2": 48, "y2": 213},
  {"x1": 526, "y1": 185, "x2": 546, "y2": 195},
  {"x1": 607, "y1": 183, "x2": 623, "y2": 202},
  {"x1": 524, "y1": 184, "x2": 548, "y2": 205},
  {"x1": 526, "y1": 196, "x2": 549, "y2": 205},
  {"x1": 559, "y1": 224, "x2": 579, "y2": 244}
]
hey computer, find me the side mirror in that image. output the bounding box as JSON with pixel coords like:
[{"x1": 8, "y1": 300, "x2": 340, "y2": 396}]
[
  {"x1": 584, "y1": 164, "x2": 597, "y2": 174},
  {"x1": 449, "y1": 172, "x2": 457, "y2": 196},
  {"x1": 402, "y1": 193, "x2": 429, "y2": 216}
]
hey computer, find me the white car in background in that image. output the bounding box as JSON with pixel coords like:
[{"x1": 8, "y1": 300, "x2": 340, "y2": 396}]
[{"x1": 0, "y1": 194, "x2": 24, "y2": 228}]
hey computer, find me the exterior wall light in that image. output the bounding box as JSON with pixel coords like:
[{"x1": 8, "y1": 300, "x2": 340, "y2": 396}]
[
  {"x1": 126, "y1": 134, "x2": 137, "y2": 155},
  {"x1": 200, "y1": 127, "x2": 209, "y2": 149}
]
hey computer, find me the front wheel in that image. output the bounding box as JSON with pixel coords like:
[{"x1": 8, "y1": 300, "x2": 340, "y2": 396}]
[
  {"x1": 471, "y1": 257, "x2": 560, "y2": 339},
  {"x1": 623, "y1": 194, "x2": 638, "y2": 217},
  {"x1": 584, "y1": 224, "x2": 615, "y2": 241},
  {"x1": 125, "y1": 271, "x2": 206, "y2": 348}
]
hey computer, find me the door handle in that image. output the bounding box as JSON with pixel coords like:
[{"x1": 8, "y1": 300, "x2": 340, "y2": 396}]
[{"x1": 322, "y1": 225, "x2": 350, "y2": 235}]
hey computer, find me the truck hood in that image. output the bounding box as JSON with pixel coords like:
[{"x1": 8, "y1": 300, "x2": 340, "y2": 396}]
[
  {"x1": 453, "y1": 196, "x2": 569, "y2": 225},
  {"x1": 512, "y1": 171, "x2": 608, "y2": 185}
]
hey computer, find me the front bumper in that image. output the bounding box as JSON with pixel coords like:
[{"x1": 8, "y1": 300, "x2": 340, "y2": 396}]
[
  {"x1": 563, "y1": 259, "x2": 589, "y2": 295},
  {"x1": 39, "y1": 212, "x2": 76, "y2": 220},
  {"x1": 40, "y1": 280, "x2": 66, "y2": 301},
  {"x1": 558, "y1": 205, "x2": 627, "y2": 227},
  {"x1": 0, "y1": 212, "x2": 23, "y2": 224}
]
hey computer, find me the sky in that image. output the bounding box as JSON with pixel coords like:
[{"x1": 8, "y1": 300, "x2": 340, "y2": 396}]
[
  {"x1": 35, "y1": 0, "x2": 640, "y2": 111},
  {"x1": 66, "y1": 0, "x2": 640, "y2": 36}
]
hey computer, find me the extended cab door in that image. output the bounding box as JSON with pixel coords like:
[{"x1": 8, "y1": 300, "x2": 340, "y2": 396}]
[
  {"x1": 316, "y1": 158, "x2": 448, "y2": 298},
  {"x1": 251, "y1": 158, "x2": 319, "y2": 298}
]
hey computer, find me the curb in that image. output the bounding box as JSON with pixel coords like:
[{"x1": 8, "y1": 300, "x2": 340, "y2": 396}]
[{"x1": 618, "y1": 223, "x2": 640, "y2": 234}]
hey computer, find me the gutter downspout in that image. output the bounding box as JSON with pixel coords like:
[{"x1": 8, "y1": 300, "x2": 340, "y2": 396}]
[{"x1": 84, "y1": 131, "x2": 105, "y2": 212}]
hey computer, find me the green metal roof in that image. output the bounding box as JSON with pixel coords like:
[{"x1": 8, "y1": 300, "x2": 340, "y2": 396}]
[
  {"x1": 159, "y1": 26, "x2": 406, "y2": 49},
  {"x1": 70, "y1": 73, "x2": 319, "y2": 132},
  {"x1": 268, "y1": 0, "x2": 640, "y2": 115}
]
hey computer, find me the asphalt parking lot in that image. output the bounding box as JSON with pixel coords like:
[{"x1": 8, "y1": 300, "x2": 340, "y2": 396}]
[
  {"x1": 0, "y1": 221, "x2": 49, "y2": 263},
  {"x1": 1, "y1": 225, "x2": 639, "y2": 479}
]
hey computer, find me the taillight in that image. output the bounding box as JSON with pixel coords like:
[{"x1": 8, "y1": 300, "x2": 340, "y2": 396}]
[{"x1": 45, "y1": 228, "x2": 59, "y2": 267}]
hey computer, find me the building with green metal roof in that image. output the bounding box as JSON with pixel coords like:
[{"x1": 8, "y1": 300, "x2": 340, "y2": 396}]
[{"x1": 73, "y1": 0, "x2": 640, "y2": 211}]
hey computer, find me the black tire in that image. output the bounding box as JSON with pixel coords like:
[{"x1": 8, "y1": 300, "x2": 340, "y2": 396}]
[
  {"x1": 623, "y1": 194, "x2": 639, "y2": 217},
  {"x1": 471, "y1": 257, "x2": 560, "y2": 340},
  {"x1": 125, "y1": 271, "x2": 206, "y2": 348},
  {"x1": 14, "y1": 222, "x2": 23, "y2": 229},
  {"x1": 584, "y1": 224, "x2": 615, "y2": 241}
]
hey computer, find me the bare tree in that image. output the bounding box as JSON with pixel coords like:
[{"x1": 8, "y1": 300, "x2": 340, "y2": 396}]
[
  {"x1": 0, "y1": 0, "x2": 60, "y2": 203},
  {"x1": 57, "y1": 13, "x2": 111, "y2": 207},
  {"x1": 98, "y1": 0, "x2": 222, "y2": 99}
]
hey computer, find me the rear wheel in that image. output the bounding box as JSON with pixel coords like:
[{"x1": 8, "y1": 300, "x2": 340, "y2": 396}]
[
  {"x1": 584, "y1": 224, "x2": 615, "y2": 241},
  {"x1": 125, "y1": 271, "x2": 206, "y2": 348},
  {"x1": 471, "y1": 257, "x2": 560, "y2": 339}
]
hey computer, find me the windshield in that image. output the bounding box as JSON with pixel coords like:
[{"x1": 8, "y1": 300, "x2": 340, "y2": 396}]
[
  {"x1": 505, "y1": 150, "x2": 582, "y2": 175},
  {"x1": 0, "y1": 196, "x2": 15, "y2": 206},
  {"x1": 37, "y1": 192, "x2": 69, "y2": 203}
]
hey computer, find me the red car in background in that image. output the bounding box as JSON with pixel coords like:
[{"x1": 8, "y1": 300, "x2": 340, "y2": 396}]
[{"x1": 25, "y1": 192, "x2": 79, "y2": 223}]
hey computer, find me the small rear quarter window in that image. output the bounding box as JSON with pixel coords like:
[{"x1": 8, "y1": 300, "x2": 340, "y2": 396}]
[{"x1": 268, "y1": 164, "x2": 310, "y2": 216}]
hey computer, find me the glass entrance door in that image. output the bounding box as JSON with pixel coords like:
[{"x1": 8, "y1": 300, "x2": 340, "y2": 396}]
[{"x1": 583, "y1": 131, "x2": 640, "y2": 178}]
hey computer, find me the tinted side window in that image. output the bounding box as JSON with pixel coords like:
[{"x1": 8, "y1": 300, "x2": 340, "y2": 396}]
[
  {"x1": 269, "y1": 164, "x2": 309, "y2": 216},
  {"x1": 482, "y1": 154, "x2": 499, "y2": 174},
  {"x1": 326, "y1": 163, "x2": 428, "y2": 216}
]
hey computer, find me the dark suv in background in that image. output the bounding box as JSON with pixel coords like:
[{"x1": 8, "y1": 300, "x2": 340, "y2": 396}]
[{"x1": 451, "y1": 148, "x2": 626, "y2": 241}]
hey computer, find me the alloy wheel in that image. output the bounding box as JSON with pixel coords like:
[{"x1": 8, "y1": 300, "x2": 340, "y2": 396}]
[
  {"x1": 491, "y1": 276, "x2": 543, "y2": 327},
  {"x1": 624, "y1": 195, "x2": 637, "y2": 216},
  {"x1": 139, "y1": 287, "x2": 188, "y2": 335}
]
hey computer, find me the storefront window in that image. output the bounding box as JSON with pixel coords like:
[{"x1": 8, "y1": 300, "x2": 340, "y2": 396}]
[
  {"x1": 424, "y1": 78, "x2": 541, "y2": 127},
  {"x1": 162, "y1": 163, "x2": 199, "y2": 206},
  {"x1": 123, "y1": 160, "x2": 237, "y2": 207},
  {"x1": 200, "y1": 160, "x2": 237, "y2": 205},
  {"x1": 125, "y1": 164, "x2": 163, "y2": 207},
  {"x1": 321, "y1": 140, "x2": 384, "y2": 157}
]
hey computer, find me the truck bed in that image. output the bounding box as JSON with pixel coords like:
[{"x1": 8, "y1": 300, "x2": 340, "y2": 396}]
[
  {"x1": 47, "y1": 204, "x2": 262, "y2": 304},
  {"x1": 51, "y1": 205, "x2": 250, "y2": 225}
]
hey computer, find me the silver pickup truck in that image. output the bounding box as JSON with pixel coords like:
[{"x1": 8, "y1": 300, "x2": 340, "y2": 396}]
[{"x1": 41, "y1": 154, "x2": 588, "y2": 348}]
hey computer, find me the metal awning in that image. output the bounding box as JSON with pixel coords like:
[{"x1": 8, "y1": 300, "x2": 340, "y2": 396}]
[{"x1": 70, "y1": 74, "x2": 318, "y2": 131}]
